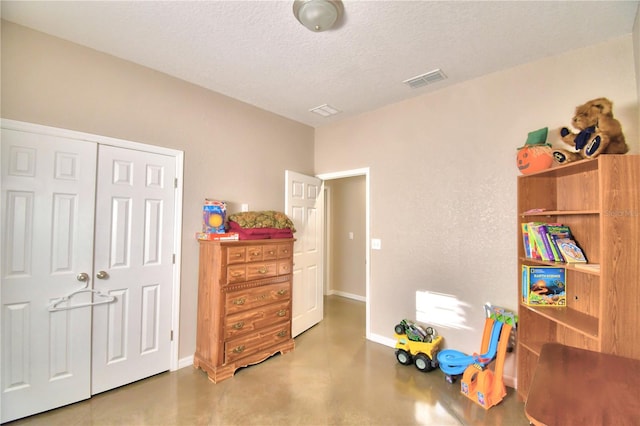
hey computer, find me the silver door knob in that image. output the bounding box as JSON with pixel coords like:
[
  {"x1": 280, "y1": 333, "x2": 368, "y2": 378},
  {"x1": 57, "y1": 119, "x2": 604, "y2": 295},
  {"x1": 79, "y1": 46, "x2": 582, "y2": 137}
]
[
  {"x1": 96, "y1": 271, "x2": 109, "y2": 280},
  {"x1": 76, "y1": 272, "x2": 89, "y2": 282}
]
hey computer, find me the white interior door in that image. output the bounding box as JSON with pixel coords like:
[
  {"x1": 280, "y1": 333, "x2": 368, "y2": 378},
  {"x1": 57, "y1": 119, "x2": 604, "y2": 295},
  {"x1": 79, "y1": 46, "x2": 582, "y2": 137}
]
[
  {"x1": 285, "y1": 170, "x2": 324, "y2": 337},
  {"x1": 91, "y1": 145, "x2": 175, "y2": 394},
  {"x1": 1, "y1": 129, "x2": 97, "y2": 423}
]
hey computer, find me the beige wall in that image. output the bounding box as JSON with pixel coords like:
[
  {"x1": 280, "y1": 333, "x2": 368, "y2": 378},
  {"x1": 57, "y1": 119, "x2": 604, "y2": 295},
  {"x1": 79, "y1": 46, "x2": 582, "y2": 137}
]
[
  {"x1": 635, "y1": 6, "x2": 640, "y2": 126},
  {"x1": 1, "y1": 21, "x2": 315, "y2": 360},
  {"x1": 325, "y1": 176, "x2": 366, "y2": 299},
  {"x1": 315, "y1": 35, "x2": 638, "y2": 353}
]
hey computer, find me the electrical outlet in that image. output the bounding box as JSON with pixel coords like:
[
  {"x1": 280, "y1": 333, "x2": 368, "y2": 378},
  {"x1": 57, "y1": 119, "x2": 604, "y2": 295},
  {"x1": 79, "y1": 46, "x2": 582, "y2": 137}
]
[
  {"x1": 371, "y1": 238, "x2": 381, "y2": 250},
  {"x1": 241, "y1": 204, "x2": 249, "y2": 212}
]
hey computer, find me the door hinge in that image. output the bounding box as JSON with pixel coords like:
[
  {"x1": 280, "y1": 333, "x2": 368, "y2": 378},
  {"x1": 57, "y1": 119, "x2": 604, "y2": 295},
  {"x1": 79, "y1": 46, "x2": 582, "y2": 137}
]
[
  {"x1": 172, "y1": 253, "x2": 176, "y2": 264},
  {"x1": 174, "y1": 178, "x2": 178, "y2": 188},
  {"x1": 171, "y1": 330, "x2": 174, "y2": 341}
]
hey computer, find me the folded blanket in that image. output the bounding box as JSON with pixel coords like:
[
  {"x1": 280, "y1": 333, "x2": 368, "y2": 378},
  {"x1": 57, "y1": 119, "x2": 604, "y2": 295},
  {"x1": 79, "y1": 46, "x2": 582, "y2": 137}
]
[{"x1": 228, "y1": 221, "x2": 294, "y2": 240}]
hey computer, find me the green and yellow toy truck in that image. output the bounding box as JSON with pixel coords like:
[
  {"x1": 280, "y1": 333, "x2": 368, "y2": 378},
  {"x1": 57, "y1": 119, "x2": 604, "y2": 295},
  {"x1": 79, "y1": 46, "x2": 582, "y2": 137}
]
[{"x1": 394, "y1": 319, "x2": 443, "y2": 372}]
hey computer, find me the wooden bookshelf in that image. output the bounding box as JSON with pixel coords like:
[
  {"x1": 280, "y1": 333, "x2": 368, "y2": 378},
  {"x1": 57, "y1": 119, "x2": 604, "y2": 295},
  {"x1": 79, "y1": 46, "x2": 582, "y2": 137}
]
[{"x1": 516, "y1": 155, "x2": 640, "y2": 401}]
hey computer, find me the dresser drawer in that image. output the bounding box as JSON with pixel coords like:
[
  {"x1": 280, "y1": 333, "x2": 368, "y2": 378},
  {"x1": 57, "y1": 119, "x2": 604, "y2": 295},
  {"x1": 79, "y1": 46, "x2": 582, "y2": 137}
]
[
  {"x1": 224, "y1": 322, "x2": 291, "y2": 364},
  {"x1": 225, "y1": 281, "x2": 291, "y2": 314},
  {"x1": 277, "y1": 260, "x2": 292, "y2": 275},
  {"x1": 227, "y1": 264, "x2": 247, "y2": 284},
  {"x1": 247, "y1": 244, "x2": 287, "y2": 261},
  {"x1": 263, "y1": 244, "x2": 279, "y2": 260},
  {"x1": 277, "y1": 243, "x2": 292, "y2": 258},
  {"x1": 246, "y1": 245, "x2": 263, "y2": 262},
  {"x1": 223, "y1": 301, "x2": 290, "y2": 339},
  {"x1": 226, "y1": 260, "x2": 291, "y2": 285},
  {"x1": 245, "y1": 262, "x2": 277, "y2": 281},
  {"x1": 227, "y1": 246, "x2": 246, "y2": 264}
]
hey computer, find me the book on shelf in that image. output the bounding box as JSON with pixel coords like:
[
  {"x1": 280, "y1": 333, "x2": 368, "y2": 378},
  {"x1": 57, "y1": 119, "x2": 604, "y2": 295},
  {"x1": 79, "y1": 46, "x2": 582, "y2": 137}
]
[
  {"x1": 528, "y1": 222, "x2": 556, "y2": 262},
  {"x1": 555, "y1": 238, "x2": 588, "y2": 263},
  {"x1": 522, "y1": 265, "x2": 566, "y2": 306},
  {"x1": 545, "y1": 231, "x2": 564, "y2": 262},
  {"x1": 521, "y1": 223, "x2": 533, "y2": 259},
  {"x1": 521, "y1": 222, "x2": 542, "y2": 260},
  {"x1": 545, "y1": 224, "x2": 573, "y2": 262},
  {"x1": 521, "y1": 222, "x2": 587, "y2": 264}
]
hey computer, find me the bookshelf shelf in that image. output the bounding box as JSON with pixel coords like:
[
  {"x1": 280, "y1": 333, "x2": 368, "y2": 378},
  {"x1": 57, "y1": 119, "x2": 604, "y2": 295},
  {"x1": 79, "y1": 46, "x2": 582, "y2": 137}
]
[
  {"x1": 519, "y1": 210, "x2": 600, "y2": 217},
  {"x1": 518, "y1": 257, "x2": 601, "y2": 276},
  {"x1": 516, "y1": 155, "x2": 640, "y2": 402},
  {"x1": 520, "y1": 340, "x2": 544, "y2": 357},
  {"x1": 523, "y1": 305, "x2": 599, "y2": 338}
]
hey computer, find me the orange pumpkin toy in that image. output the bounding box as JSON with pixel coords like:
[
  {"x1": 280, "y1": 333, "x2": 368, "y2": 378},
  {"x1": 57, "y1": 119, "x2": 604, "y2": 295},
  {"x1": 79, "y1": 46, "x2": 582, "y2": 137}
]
[{"x1": 517, "y1": 128, "x2": 553, "y2": 175}]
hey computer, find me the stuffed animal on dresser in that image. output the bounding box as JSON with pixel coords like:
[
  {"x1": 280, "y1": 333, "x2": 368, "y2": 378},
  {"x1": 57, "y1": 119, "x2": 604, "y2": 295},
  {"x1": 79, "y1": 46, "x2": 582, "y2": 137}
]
[{"x1": 553, "y1": 97, "x2": 629, "y2": 164}]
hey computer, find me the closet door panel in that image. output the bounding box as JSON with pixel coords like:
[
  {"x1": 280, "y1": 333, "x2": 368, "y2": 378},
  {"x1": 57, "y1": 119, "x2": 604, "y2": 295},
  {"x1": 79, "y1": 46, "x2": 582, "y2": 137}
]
[
  {"x1": 91, "y1": 145, "x2": 175, "y2": 395},
  {"x1": 1, "y1": 129, "x2": 97, "y2": 423}
]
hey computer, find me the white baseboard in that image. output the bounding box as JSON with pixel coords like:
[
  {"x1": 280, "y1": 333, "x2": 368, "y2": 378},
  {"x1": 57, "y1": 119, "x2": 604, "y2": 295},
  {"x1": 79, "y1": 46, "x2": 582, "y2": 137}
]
[
  {"x1": 178, "y1": 355, "x2": 194, "y2": 370},
  {"x1": 328, "y1": 289, "x2": 366, "y2": 302},
  {"x1": 367, "y1": 332, "x2": 395, "y2": 348}
]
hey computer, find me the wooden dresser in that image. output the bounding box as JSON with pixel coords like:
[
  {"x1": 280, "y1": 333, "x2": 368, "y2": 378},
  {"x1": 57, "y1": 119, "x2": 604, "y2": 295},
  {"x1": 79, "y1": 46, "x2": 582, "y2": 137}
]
[{"x1": 194, "y1": 238, "x2": 295, "y2": 383}]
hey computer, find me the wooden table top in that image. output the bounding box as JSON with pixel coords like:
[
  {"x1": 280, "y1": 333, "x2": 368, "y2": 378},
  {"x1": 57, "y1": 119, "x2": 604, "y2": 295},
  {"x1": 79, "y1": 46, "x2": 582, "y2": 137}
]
[{"x1": 525, "y1": 343, "x2": 640, "y2": 426}]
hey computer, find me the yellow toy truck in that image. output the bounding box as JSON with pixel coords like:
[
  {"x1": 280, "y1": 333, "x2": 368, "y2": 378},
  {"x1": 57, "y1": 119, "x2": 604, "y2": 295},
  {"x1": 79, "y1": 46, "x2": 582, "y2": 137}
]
[{"x1": 394, "y1": 319, "x2": 443, "y2": 372}]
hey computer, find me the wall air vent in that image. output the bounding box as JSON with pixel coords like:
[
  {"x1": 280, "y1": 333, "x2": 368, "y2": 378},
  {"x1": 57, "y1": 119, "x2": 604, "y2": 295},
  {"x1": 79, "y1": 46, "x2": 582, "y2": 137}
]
[
  {"x1": 403, "y1": 69, "x2": 447, "y2": 89},
  {"x1": 310, "y1": 104, "x2": 341, "y2": 117}
]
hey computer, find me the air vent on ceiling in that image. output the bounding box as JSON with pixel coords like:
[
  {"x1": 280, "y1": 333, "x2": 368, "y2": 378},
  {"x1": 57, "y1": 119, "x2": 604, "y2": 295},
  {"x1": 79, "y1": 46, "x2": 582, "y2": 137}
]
[
  {"x1": 310, "y1": 104, "x2": 341, "y2": 117},
  {"x1": 403, "y1": 69, "x2": 447, "y2": 89}
]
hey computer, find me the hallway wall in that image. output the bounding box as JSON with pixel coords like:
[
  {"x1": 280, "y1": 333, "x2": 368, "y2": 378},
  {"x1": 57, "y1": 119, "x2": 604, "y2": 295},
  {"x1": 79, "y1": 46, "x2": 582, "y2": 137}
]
[{"x1": 325, "y1": 176, "x2": 366, "y2": 300}]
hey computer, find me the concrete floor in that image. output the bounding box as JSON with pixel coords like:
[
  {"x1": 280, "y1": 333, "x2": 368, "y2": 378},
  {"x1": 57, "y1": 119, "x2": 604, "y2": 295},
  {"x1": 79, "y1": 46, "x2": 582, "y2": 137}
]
[{"x1": 8, "y1": 296, "x2": 529, "y2": 425}]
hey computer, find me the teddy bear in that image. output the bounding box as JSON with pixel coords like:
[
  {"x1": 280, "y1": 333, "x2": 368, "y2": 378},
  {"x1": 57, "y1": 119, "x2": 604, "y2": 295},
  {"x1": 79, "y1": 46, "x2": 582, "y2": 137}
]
[{"x1": 552, "y1": 97, "x2": 628, "y2": 164}]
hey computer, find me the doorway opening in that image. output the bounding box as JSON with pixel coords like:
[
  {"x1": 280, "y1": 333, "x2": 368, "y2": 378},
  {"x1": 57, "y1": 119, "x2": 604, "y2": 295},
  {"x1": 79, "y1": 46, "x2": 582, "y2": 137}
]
[{"x1": 317, "y1": 168, "x2": 370, "y2": 339}]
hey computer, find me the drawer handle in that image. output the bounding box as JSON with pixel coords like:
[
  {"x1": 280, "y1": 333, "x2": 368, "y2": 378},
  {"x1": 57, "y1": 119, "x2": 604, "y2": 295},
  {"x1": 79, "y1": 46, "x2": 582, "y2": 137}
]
[
  {"x1": 250, "y1": 251, "x2": 260, "y2": 256},
  {"x1": 277, "y1": 289, "x2": 288, "y2": 296},
  {"x1": 256, "y1": 294, "x2": 267, "y2": 300},
  {"x1": 281, "y1": 265, "x2": 289, "y2": 271},
  {"x1": 233, "y1": 298, "x2": 246, "y2": 305},
  {"x1": 277, "y1": 331, "x2": 287, "y2": 338},
  {"x1": 258, "y1": 267, "x2": 268, "y2": 274},
  {"x1": 232, "y1": 345, "x2": 245, "y2": 353},
  {"x1": 233, "y1": 321, "x2": 245, "y2": 330},
  {"x1": 268, "y1": 250, "x2": 275, "y2": 255},
  {"x1": 230, "y1": 271, "x2": 243, "y2": 278},
  {"x1": 234, "y1": 253, "x2": 242, "y2": 258},
  {"x1": 282, "y1": 249, "x2": 289, "y2": 254},
  {"x1": 277, "y1": 310, "x2": 286, "y2": 317}
]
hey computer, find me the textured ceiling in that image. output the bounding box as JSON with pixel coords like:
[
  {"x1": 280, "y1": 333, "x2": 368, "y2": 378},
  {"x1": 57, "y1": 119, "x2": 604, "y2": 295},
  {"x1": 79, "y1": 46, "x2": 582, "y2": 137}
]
[{"x1": 2, "y1": 1, "x2": 639, "y2": 128}]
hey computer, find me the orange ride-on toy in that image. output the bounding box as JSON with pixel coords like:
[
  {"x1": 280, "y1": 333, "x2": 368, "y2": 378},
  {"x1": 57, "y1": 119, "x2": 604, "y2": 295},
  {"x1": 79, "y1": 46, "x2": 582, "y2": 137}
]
[{"x1": 460, "y1": 305, "x2": 517, "y2": 409}]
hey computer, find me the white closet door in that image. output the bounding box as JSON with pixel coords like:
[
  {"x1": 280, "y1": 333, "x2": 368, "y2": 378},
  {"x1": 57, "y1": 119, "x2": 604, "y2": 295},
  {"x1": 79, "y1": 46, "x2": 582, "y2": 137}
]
[
  {"x1": 91, "y1": 145, "x2": 175, "y2": 394},
  {"x1": 1, "y1": 129, "x2": 97, "y2": 423}
]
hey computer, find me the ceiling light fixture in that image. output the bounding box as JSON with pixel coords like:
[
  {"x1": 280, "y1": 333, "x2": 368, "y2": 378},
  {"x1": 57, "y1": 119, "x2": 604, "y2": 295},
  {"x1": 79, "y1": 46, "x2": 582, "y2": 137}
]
[{"x1": 293, "y1": 0, "x2": 344, "y2": 32}]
